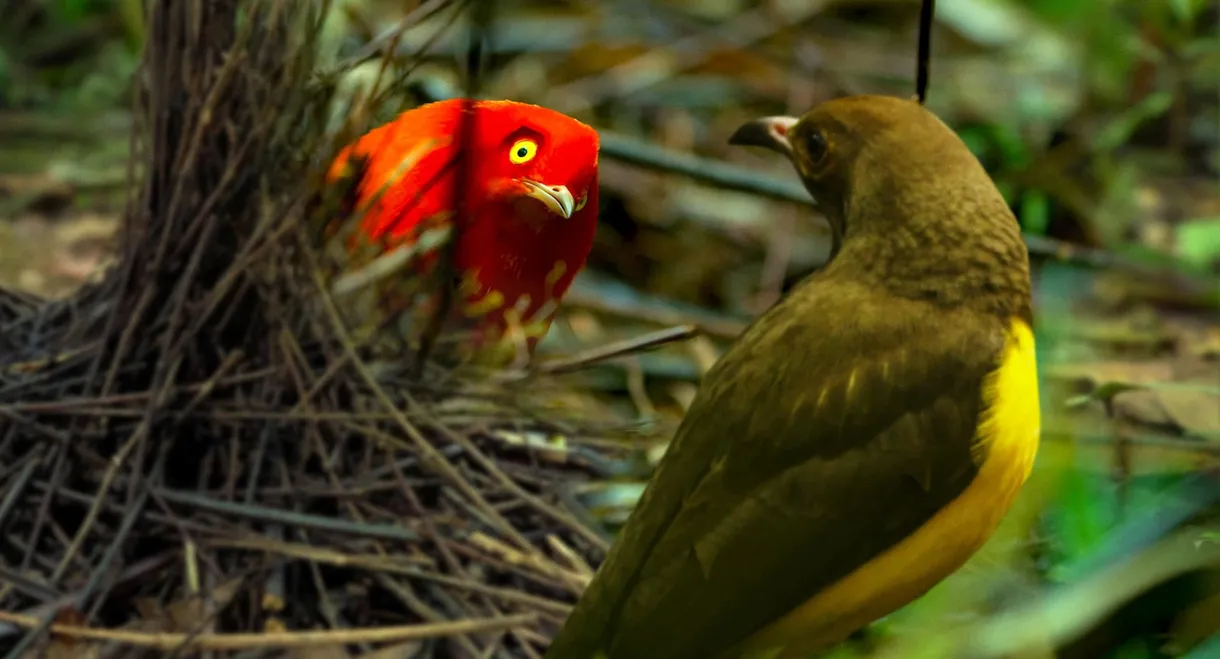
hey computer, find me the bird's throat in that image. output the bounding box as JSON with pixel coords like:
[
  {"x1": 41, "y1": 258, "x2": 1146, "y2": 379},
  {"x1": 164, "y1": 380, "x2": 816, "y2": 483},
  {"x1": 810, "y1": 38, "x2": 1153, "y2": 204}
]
[{"x1": 508, "y1": 196, "x2": 558, "y2": 231}]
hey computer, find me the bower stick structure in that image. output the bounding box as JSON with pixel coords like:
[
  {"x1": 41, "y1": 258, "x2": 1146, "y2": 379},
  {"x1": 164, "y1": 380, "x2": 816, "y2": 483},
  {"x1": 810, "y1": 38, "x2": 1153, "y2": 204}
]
[{"x1": 0, "y1": 2, "x2": 619, "y2": 657}]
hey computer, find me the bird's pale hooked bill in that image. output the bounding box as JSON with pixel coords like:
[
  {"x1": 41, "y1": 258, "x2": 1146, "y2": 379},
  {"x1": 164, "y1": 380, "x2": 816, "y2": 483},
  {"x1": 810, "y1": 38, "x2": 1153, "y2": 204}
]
[{"x1": 521, "y1": 180, "x2": 577, "y2": 219}]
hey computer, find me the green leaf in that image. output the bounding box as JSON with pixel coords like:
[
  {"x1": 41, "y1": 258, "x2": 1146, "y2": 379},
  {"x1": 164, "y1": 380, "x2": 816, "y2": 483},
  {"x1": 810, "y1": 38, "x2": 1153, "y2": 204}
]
[
  {"x1": 957, "y1": 126, "x2": 994, "y2": 161},
  {"x1": 53, "y1": 0, "x2": 94, "y2": 22},
  {"x1": 992, "y1": 123, "x2": 1031, "y2": 168},
  {"x1": 1113, "y1": 639, "x2": 1155, "y2": 659},
  {"x1": 1048, "y1": 474, "x2": 1205, "y2": 583},
  {"x1": 1170, "y1": 0, "x2": 1193, "y2": 24},
  {"x1": 1168, "y1": 0, "x2": 1211, "y2": 25},
  {"x1": 1020, "y1": 190, "x2": 1051, "y2": 235},
  {"x1": 1093, "y1": 91, "x2": 1175, "y2": 153},
  {"x1": 1064, "y1": 380, "x2": 1146, "y2": 408},
  {"x1": 1044, "y1": 470, "x2": 1113, "y2": 581},
  {"x1": 1176, "y1": 217, "x2": 1220, "y2": 270}
]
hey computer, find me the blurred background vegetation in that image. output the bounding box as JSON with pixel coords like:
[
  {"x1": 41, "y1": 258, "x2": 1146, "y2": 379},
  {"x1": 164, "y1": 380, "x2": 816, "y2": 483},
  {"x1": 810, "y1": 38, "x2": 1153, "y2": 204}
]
[{"x1": 1, "y1": 0, "x2": 1218, "y2": 657}]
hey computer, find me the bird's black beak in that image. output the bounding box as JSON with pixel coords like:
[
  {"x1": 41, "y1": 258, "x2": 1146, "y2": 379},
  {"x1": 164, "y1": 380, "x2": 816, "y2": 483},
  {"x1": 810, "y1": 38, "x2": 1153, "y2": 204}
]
[{"x1": 728, "y1": 116, "x2": 799, "y2": 158}]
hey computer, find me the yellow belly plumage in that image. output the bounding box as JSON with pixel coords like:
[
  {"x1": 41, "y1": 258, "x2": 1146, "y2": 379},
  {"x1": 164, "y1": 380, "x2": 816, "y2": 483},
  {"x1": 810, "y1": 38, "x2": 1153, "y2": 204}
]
[{"x1": 736, "y1": 318, "x2": 1042, "y2": 659}]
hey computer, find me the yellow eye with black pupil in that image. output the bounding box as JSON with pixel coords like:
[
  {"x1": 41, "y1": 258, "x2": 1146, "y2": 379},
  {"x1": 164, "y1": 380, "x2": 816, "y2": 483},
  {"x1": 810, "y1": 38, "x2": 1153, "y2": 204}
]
[{"x1": 509, "y1": 139, "x2": 537, "y2": 164}]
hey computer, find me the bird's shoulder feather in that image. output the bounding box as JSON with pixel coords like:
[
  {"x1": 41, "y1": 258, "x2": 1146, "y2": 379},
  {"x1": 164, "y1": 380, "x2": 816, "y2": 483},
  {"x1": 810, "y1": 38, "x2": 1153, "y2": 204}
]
[{"x1": 336, "y1": 120, "x2": 460, "y2": 242}]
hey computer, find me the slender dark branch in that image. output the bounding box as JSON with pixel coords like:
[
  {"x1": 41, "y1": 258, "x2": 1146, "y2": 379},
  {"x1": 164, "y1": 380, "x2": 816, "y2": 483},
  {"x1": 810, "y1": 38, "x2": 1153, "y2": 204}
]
[
  {"x1": 534, "y1": 325, "x2": 701, "y2": 376},
  {"x1": 409, "y1": 81, "x2": 1202, "y2": 283},
  {"x1": 599, "y1": 131, "x2": 1212, "y2": 287},
  {"x1": 152, "y1": 488, "x2": 422, "y2": 542},
  {"x1": 331, "y1": 0, "x2": 462, "y2": 74},
  {"x1": 916, "y1": 0, "x2": 935, "y2": 104},
  {"x1": 599, "y1": 132, "x2": 1218, "y2": 285}
]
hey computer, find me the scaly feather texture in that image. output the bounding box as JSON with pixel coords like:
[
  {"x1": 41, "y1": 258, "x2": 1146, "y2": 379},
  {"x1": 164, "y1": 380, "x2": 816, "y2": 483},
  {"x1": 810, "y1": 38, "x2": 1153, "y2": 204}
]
[{"x1": 327, "y1": 99, "x2": 600, "y2": 363}]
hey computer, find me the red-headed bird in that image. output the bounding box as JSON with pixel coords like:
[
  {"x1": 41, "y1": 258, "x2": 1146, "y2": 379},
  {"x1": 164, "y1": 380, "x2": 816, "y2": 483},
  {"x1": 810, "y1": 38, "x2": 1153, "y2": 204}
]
[{"x1": 326, "y1": 99, "x2": 600, "y2": 365}]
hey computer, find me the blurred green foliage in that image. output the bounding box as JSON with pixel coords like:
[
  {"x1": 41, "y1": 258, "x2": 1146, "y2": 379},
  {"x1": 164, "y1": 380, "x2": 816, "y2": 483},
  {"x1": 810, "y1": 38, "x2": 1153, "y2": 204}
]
[
  {"x1": 949, "y1": 0, "x2": 1219, "y2": 264},
  {"x1": 0, "y1": 0, "x2": 142, "y2": 111}
]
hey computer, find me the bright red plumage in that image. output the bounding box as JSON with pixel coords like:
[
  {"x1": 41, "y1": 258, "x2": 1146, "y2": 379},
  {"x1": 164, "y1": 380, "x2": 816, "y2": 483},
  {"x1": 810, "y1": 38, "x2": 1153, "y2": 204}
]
[{"x1": 328, "y1": 99, "x2": 600, "y2": 363}]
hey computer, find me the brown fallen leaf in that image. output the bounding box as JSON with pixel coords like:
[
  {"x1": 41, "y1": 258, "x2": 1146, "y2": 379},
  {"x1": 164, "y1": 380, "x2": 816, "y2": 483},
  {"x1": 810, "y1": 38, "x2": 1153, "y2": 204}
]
[
  {"x1": 1156, "y1": 388, "x2": 1220, "y2": 439},
  {"x1": 0, "y1": 173, "x2": 74, "y2": 215},
  {"x1": 1112, "y1": 389, "x2": 1178, "y2": 429},
  {"x1": 1185, "y1": 326, "x2": 1220, "y2": 359},
  {"x1": 20, "y1": 637, "x2": 101, "y2": 659},
  {"x1": 1111, "y1": 385, "x2": 1220, "y2": 440},
  {"x1": 131, "y1": 577, "x2": 242, "y2": 635},
  {"x1": 1050, "y1": 355, "x2": 1220, "y2": 440},
  {"x1": 19, "y1": 607, "x2": 101, "y2": 659},
  {"x1": 1046, "y1": 359, "x2": 1178, "y2": 388}
]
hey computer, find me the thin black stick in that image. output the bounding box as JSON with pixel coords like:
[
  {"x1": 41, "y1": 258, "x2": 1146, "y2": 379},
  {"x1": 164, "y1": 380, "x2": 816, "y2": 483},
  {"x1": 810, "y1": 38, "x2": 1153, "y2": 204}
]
[
  {"x1": 535, "y1": 325, "x2": 701, "y2": 376},
  {"x1": 916, "y1": 0, "x2": 936, "y2": 104}
]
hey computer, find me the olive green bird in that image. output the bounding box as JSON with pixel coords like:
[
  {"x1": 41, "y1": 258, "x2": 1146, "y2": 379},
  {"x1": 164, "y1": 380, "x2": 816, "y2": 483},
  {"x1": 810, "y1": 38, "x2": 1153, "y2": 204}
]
[{"x1": 543, "y1": 95, "x2": 1041, "y2": 659}]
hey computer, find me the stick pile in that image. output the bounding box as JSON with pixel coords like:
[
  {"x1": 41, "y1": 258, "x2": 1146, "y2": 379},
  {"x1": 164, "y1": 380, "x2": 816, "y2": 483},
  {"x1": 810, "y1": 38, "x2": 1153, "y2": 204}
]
[{"x1": 0, "y1": 2, "x2": 622, "y2": 656}]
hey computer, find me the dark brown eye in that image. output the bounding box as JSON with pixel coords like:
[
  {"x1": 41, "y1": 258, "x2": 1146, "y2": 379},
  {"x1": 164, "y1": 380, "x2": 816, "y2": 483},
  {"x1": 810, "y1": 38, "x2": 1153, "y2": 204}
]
[{"x1": 805, "y1": 130, "x2": 828, "y2": 164}]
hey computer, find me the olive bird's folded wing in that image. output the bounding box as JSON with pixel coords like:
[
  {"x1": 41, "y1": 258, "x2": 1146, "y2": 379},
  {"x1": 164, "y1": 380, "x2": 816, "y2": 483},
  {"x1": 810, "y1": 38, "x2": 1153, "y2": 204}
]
[{"x1": 546, "y1": 280, "x2": 1005, "y2": 659}]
